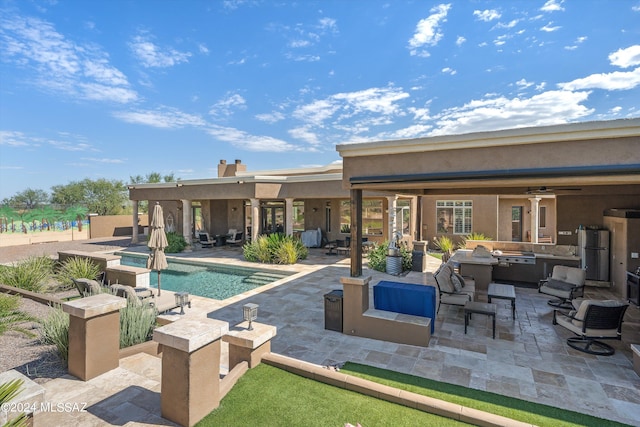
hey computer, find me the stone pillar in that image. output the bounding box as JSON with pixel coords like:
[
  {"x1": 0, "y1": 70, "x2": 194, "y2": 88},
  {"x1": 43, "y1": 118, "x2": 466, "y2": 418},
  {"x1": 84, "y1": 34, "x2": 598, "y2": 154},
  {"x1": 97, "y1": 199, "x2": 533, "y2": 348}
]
[
  {"x1": 154, "y1": 318, "x2": 229, "y2": 427},
  {"x1": 250, "y1": 198, "x2": 260, "y2": 241},
  {"x1": 182, "y1": 199, "x2": 192, "y2": 249},
  {"x1": 131, "y1": 200, "x2": 139, "y2": 244},
  {"x1": 340, "y1": 275, "x2": 371, "y2": 335},
  {"x1": 223, "y1": 322, "x2": 277, "y2": 369},
  {"x1": 62, "y1": 294, "x2": 127, "y2": 381},
  {"x1": 285, "y1": 198, "x2": 294, "y2": 236},
  {"x1": 529, "y1": 197, "x2": 541, "y2": 243}
]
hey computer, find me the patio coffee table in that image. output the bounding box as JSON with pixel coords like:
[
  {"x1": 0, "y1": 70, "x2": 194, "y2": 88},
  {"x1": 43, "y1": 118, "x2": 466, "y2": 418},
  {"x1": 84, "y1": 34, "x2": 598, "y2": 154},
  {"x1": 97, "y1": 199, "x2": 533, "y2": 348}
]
[
  {"x1": 464, "y1": 301, "x2": 497, "y2": 339},
  {"x1": 488, "y1": 283, "x2": 516, "y2": 319}
]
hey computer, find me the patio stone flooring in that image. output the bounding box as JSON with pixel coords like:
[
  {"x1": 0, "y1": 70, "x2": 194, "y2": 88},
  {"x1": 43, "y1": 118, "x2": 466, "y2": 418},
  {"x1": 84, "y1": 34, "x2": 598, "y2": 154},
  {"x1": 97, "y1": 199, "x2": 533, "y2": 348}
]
[{"x1": 5, "y1": 239, "x2": 640, "y2": 426}]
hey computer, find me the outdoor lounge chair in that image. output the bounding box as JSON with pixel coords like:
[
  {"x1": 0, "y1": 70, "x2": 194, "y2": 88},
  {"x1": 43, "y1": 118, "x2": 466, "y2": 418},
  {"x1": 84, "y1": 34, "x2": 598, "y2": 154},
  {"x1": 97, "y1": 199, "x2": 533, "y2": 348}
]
[
  {"x1": 110, "y1": 284, "x2": 155, "y2": 306},
  {"x1": 199, "y1": 232, "x2": 215, "y2": 248},
  {"x1": 433, "y1": 262, "x2": 475, "y2": 312},
  {"x1": 538, "y1": 265, "x2": 586, "y2": 309},
  {"x1": 72, "y1": 278, "x2": 106, "y2": 297},
  {"x1": 226, "y1": 231, "x2": 243, "y2": 245},
  {"x1": 553, "y1": 299, "x2": 628, "y2": 355}
]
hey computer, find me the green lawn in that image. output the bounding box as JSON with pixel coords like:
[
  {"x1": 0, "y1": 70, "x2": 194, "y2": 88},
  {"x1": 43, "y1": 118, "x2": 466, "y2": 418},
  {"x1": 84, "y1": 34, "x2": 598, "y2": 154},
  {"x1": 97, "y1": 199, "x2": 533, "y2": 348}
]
[
  {"x1": 197, "y1": 363, "x2": 465, "y2": 427},
  {"x1": 197, "y1": 361, "x2": 631, "y2": 427}
]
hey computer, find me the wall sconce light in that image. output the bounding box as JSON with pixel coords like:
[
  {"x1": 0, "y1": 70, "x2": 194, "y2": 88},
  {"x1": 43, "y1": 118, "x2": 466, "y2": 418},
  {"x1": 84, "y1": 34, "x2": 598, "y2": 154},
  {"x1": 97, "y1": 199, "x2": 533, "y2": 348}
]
[
  {"x1": 243, "y1": 303, "x2": 259, "y2": 330},
  {"x1": 231, "y1": 207, "x2": 237, "y2": 212},
  {"x1": 174, "y1": 292, "x2": 191, "y2": 315},
  {"x1": 312, "y1": 208, "x2": 318, "y2": 212}
]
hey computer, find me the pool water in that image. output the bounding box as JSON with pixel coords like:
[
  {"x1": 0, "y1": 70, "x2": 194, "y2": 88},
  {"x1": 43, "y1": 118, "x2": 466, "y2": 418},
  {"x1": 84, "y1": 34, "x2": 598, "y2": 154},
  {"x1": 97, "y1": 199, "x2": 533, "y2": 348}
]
[{"x1": 118, "y1": 253, "x2": 292, "y2": 300}]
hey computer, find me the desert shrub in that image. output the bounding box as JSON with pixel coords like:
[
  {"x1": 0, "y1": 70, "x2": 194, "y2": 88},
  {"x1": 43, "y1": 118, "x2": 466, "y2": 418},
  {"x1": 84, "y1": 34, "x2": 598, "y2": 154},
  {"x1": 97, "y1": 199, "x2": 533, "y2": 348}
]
[
  {"x1": 165, "y1": 231, "x2": 187, "y2": 253},
  {"x1": 56, "y1": 257, "x2": 102, "y2": 289},
  {"x1": 243, "y1": 233, "x2": 307, "y2": 264},
  {"x1": 459, "y1": 232, "x2": 492, "y2": 249},
  {"x1": 434, "y1": 236, "x2": 455, "y2": 262},
  {"x1": 0, "y1": 256, "x2": 55, "y2": 292},
  {"x1": 40, "y1": 305, "x2": 70, "y2": 362},
  {"x1": 0, "y1": 294, "x2": 37, "y2": 338},
  {"x1": 119, "y1": 302, "x2": 157, "y2": 348},
  {"x1": 367, "y1": 241, "x2": 412, "y2": 273},
  {"x1": 0, "y1": 378, "x2": 29, "y2": 427}
]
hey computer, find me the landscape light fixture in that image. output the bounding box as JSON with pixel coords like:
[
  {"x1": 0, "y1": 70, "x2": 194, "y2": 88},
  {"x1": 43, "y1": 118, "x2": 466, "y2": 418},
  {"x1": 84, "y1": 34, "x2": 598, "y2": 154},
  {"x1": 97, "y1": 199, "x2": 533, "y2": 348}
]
[
  {"x1": 243, "y1": 303, "x2": 259, "y2": 330},
  {"x1": 174, "y1": 292, "x2": 191, "y2": 315}
]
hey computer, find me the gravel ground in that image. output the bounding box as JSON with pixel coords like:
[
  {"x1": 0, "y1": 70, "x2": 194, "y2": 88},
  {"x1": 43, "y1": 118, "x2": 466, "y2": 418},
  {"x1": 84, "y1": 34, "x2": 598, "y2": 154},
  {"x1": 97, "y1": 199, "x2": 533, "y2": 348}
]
[{"x1": 1, "y1": 237, "x2": 135, "y2": 384}]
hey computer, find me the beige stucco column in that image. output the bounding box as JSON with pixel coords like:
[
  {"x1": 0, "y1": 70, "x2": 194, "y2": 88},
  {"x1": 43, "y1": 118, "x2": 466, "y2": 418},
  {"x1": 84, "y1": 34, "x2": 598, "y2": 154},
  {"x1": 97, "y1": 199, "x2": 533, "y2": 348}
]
[
  {"x1": 131, "y1": 200, "x2": 139, "y2": 244},
  {"x1": 154, "y1": 318, "x2": 229, "y2": 427},
  {"x1": 182, "y1": 199, "x2": 192, "y2": 249},
  {"x1": 250, "y1": 198, "x2": 260, "y2": 241},
  {"x1": 223, "y1": 321, "x2": 277, "y2": 369},
  {"x1": 285, "y1": 197, "x2": 294, "y2": 236},
  {"x1": 62, "y1": 294, "x2": 127, "y2": 381},
  {"x1": 529, "y1": 197, "x2": 541, "y2": 243},
  {"x1": 387, "y1": 195, "x2": 398, "y2": 241}
]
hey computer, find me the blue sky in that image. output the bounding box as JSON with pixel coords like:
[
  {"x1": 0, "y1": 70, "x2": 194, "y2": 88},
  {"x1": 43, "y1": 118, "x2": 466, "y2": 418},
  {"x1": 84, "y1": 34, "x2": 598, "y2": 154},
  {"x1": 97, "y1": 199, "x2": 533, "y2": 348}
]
[{"x1": 1, "y1": 0, "x2": 639, "y2": 200}]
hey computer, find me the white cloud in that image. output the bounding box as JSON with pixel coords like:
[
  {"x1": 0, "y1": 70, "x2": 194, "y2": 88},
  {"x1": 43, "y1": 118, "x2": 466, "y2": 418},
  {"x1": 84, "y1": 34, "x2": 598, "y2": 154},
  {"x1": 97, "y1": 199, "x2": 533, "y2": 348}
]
[
  {"x1": 558, "y1": 67, "x2": 640, "y2": 91},
  {"x1": 540, "y1": 0, "x2": 565, "y2": 12},
  {"x1": 113, "y1": 107, "x2": 206, "y2": 128},
  {"x1": 318, "y1": 17, "x2": 337, "y2": 32},
  {"x1": 209, "y1": 93, "x2": 247, "y2": 117},
  {"x1": 288, "y1": 126, "x2": 319, "y2": 145},
  {"x1": 255, "y1": 111, "x2": 285, "y2": 123},
  {"x1": 515, "y1": 79, "x2": 535, "y2": 89},
  {"x1": 564, "y1": 36, "x2": 587, "y2": 50},
  {"x1": 0, "y1": 14, "x2": 137, "y2": 104},
  {"x1": 408, "y1": 107, "x2": 431, "y2": 121},
  {"x1": 609, "y1": 45, "x2": 640, "y2": 68},
  {"x1": 442, "y1": 67, "x2": 456, "y2": 75},
  {"x1": 199, "y1": 44, "x2": 210, "y2": 54},
  {"x1": 473, "y1": 9, "x2": 501, "y2": 22},
  {"x1": 129, "y1": 33, "x2": 191, "y2": 68},
  {"x1": 0, "y1": 131, "x2": 31, "y2": 146},
  {"x1": 385, "y1": 124, "x2": 433, "y2": 139},
  {"x1": 494, "y1": 19, "x2": 520, "y2": 29},
  {"x1": 456, "y1": 36, "x2": 466, "y2": 46},
  {"x1": 206, "y1": 125, "x2": 301, "y2": 152},
  {"x1": 540, "y1": 22, "x2": 561, "y2": 32},
  {"x1": 429, "y1": 90, "x2": 593, "y2": 136},
  {"x1": 408, "y1": 3, "x2": 451, "y2": 57},
  {"x1": 81, "y1": 157, "x2": 126, "y2": 164}
]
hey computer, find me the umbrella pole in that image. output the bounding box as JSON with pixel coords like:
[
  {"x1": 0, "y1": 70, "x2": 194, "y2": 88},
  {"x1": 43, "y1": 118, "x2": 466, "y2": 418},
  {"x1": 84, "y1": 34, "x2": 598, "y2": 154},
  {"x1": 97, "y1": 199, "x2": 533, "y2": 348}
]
[{"x1": 158, "y1": 271, "x2": 162, "y2": 296}]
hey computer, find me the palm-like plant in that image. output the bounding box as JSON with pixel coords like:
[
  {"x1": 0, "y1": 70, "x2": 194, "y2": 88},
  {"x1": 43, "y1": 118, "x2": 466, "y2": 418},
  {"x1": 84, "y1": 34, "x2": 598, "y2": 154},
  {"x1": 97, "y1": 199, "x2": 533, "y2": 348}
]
[
  {"x1": 63, "y1": 205, "x2": 88, "y2": 232},
  {"x1": 434, "y1": 236, "x2": 455, "y2": 262},
  {"x1": 0, "y1": 378, "x2": 29, "y2": 427}
]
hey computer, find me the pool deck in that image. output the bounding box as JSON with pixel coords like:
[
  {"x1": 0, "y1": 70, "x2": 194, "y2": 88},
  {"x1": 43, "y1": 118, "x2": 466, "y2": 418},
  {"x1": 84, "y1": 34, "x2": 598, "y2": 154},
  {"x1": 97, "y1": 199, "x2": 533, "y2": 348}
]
[{"x1": 2, "y1": 237, "x2": 640, "y2": 426}]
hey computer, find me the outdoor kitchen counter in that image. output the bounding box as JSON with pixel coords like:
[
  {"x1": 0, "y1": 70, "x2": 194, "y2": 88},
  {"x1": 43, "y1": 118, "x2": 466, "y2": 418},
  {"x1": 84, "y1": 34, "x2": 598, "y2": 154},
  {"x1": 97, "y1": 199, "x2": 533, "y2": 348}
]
[{"x1": 450, "y1": 250, "x2": 497, "y2": 292}]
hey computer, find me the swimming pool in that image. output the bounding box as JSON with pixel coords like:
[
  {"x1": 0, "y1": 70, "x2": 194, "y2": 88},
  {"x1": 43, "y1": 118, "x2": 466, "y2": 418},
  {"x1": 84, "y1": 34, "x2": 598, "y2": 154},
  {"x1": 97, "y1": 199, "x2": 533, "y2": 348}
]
[{"x1": 117, "y1": 253, "x2": 293, "y2": 300}]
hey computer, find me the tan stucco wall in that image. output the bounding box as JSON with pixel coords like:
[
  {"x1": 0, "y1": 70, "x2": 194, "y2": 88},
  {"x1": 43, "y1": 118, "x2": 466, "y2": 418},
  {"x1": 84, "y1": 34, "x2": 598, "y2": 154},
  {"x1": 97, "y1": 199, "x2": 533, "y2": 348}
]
[
  {"x1": 89, "y1": 215, "x2": 148, "y2": 238},
  {"x1": 496, "y1": 197, "x2": 556, "y2": 242}
]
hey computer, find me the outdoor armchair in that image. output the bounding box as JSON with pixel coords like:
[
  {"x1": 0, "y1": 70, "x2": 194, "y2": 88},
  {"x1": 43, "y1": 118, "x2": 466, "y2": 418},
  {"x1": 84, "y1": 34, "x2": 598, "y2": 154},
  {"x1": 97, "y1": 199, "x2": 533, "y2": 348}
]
[
  {"x1": 553, "y1": 299, "x2": 628, "y2": 355},
  {"x1": 538, "y1": 265, "x2": 586, "y2": 309},
  {"x1": 433, "y1": 262, "x2": 475, "y2": 312},
  {"x1": 198, "y1": 232, "x2": 215, "y2": 248}
]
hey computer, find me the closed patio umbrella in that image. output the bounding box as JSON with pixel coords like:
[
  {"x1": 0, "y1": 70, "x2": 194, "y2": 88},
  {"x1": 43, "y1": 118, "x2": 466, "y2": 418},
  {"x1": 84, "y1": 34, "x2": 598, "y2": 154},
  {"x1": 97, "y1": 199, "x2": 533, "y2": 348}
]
[{"x1": 147, "y1": 202, "x2": 168, "y2": 296}]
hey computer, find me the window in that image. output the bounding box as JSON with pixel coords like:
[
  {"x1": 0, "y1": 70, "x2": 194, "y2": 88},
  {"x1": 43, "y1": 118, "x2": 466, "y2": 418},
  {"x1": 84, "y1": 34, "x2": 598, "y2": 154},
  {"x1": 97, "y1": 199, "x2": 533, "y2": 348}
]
[
  {"x1": 436, "y1": 200, "x2": 472, "y2": 235},
  {"x1": 539, "y1": 206, "x2": 547, "y2": 228},
  {"x1": 396, "y1": 199, "x2": 411, "y2": 235},
  {"x1": 339, "y1": 199, "x2": 384, "y2": 235},
  {"x1": 292, "y1": 201, "x2": 304, "y2": 232}
]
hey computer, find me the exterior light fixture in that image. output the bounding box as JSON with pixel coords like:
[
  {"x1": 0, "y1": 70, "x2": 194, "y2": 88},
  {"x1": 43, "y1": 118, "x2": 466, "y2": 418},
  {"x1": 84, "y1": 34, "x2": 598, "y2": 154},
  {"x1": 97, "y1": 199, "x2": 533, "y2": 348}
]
[
  {"x1": 175, "y1": 292, "x2": 191, "y2": 315},
  {"x1": 243, "y1": 303, "x2": 259, "y2": 330}
]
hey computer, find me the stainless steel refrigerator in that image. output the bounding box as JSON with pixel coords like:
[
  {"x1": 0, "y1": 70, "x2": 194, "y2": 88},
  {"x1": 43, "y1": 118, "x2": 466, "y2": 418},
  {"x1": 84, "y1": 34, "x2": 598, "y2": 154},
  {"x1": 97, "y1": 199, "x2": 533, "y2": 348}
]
[{"x1": 578, "y1": 229, "x2": 610, "y2": 281}]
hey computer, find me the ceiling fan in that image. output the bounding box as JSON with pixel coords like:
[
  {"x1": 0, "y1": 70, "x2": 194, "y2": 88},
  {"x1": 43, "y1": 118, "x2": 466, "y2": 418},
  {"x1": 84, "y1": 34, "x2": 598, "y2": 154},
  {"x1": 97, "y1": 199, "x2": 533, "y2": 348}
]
[{"x1": 525, "y1": 186, "x2": 582, "y2": 194}]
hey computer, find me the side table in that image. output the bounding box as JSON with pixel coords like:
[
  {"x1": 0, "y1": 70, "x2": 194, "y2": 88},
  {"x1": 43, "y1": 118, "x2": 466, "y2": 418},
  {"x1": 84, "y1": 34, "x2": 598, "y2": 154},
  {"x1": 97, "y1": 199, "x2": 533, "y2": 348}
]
[{"x1": 464, "y1": 301, "x2": 497, "y2": 339}]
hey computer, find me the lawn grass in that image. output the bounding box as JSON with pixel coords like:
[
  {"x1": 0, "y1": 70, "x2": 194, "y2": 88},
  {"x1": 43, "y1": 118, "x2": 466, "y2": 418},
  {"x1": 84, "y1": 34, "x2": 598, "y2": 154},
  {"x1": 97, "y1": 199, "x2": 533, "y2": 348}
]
[
  {"x1": 340, "y1": 362, "x2": 631, "y2": 427},
  {"x1": 197, "y1": 363, "x2": 466, "y2": 427}
]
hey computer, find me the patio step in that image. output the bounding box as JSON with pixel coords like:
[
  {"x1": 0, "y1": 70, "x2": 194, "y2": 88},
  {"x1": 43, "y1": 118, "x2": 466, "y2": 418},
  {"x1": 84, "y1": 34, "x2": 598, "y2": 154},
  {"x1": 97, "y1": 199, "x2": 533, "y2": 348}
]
[{"x1": 243, "y1": 271, "x2": 289, "y2": 285}]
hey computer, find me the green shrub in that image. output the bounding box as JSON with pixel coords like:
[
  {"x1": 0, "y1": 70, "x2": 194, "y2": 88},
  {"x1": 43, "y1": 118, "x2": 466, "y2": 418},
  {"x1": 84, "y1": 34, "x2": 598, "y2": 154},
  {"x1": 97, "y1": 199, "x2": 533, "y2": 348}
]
[
  {"x1": 434, "y1": 236, "x2": 455, "y2": 261},
  {"x1": 56, "y1": 257, "x2": 102, "y2": 289},
  {"x1": 459, "y1": 232, "x2": 492, "y2": 249},
  {"x1": 242, "y1": 233, "x2": 307, "y2": 264},
  {"x1": 0, "y1": 294, "x2": 37, "y2": 338},
  {"x1": 165, "y1": 231, "x2": 187, "y2": 253},
  {"x1": 0, "y1": 256, "x2": 55, "y2": 292},
  {"x1": 40, "y1": 305, "x2": 69, "y2": 362},
  {"x1": 0, "y1": 378, "x2": 29, "y2": 427},
  {"x1": 367, "y1": 241, "x2": 412, "y2": 273},
  {"x1": 119, "y1": 302, "x2": 157, "y2": 349}
]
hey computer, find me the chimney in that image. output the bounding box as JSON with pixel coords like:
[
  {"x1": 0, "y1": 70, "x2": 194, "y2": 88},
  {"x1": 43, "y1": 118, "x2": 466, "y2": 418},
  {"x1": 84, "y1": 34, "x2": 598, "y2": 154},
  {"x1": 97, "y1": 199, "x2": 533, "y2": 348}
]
[{"x1": 218, "y1": 159, "x2": 247, "y2": 177}]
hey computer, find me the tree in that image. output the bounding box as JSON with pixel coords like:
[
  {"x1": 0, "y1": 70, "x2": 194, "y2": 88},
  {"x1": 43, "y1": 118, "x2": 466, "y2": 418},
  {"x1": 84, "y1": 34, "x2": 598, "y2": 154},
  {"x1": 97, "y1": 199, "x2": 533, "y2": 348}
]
[
  {"x1": 9, "y1": 188, "x2": 49, "y2": 210},
  {"x1": 51, "y1": 181, "x2": 86, "y2": 208},
  {"x1": 82, "y1": 178, "x2": 127, "y2": 215}
]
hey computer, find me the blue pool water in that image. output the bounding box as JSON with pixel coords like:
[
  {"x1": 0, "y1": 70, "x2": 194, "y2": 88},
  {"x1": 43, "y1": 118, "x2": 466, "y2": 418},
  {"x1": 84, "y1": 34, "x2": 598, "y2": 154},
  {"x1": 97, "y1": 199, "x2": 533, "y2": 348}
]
[{"x1": 117, "y1": 253, "x2": 292, "y2": 300}]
